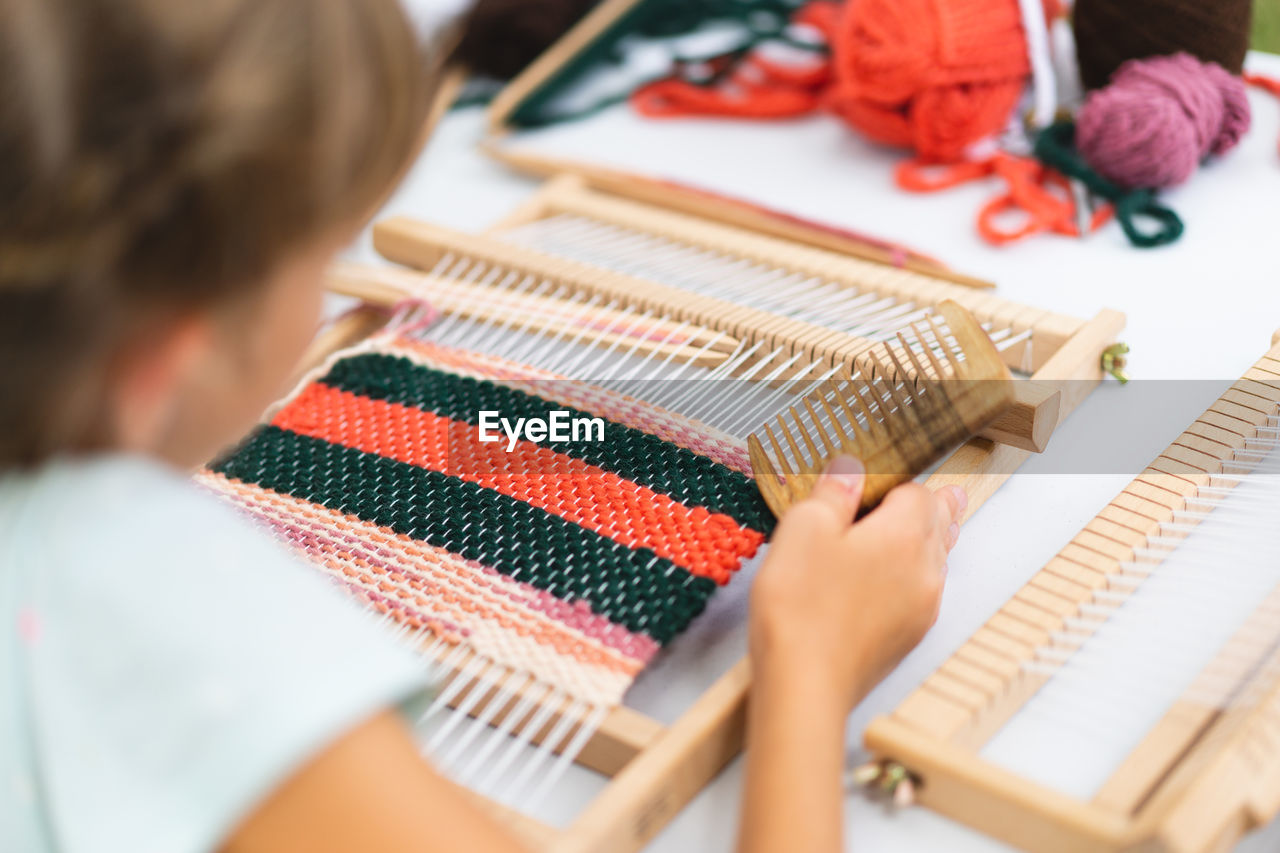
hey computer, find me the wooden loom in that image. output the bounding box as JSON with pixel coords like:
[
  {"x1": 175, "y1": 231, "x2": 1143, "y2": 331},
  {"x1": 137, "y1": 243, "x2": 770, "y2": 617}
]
[
  {"x1": 864, "y1": 335, "x2": 1280, "y2": 853},
  {"x1": 310, "y1": 172, "x2": 1127, "y2": 851}
]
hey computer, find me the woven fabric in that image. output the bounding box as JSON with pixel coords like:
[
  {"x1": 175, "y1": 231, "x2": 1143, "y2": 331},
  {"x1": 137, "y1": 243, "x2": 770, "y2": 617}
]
[{"x1": 203, "y1": 336, "x2": 772, "y2": 706}]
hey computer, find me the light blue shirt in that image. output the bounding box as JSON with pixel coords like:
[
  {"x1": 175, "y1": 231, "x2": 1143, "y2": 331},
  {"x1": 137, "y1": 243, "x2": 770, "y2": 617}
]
[{"x1": 2, "y1": 456, "x2": 431, "y2": 853}]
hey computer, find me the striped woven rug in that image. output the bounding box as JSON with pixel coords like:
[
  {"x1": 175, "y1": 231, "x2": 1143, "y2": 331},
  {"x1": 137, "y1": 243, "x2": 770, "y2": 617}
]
[{"x1": 199, "y1": 336, "x2": 773, "y2": 706}]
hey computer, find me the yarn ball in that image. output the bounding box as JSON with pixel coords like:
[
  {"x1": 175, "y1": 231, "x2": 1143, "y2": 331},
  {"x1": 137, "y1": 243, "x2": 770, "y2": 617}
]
[
  {"x1": 1076, "y1": 53, "x2": 1251, "y2": 190},
  {"x1": 453, "y1": 0, "x2": 600, "y2": 80},
  {"x1": 826, "y1": 0, "x2": 1035, "y2": 162},
  {"x1": 1074, "y1": 0, "x2": 1251, "y2": 92}
]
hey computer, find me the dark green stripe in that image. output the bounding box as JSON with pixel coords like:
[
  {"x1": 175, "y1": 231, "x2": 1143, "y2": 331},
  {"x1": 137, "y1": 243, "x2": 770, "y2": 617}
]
[
  {"x1": 319, "y1": 353, "x2": 774, "y2": 534},
  {"x1": 213, "y1": 426, "x2": 716, "y2": 643}
]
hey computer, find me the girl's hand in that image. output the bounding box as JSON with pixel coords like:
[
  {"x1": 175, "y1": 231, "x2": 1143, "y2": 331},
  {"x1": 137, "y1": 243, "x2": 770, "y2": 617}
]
[{"x1": 748, "y1": 457, "x2": 966, "y2": 713}]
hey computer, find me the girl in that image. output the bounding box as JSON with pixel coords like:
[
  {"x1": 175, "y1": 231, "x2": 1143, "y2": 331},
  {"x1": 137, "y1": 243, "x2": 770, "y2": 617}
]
[{"x1": 0, "y1": 1, "x2": 965, "y2": 851}]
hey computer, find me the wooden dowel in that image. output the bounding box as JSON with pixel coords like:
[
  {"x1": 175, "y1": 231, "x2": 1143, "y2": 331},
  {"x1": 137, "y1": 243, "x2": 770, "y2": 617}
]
[{"x1": 984, "y1": 381, "x2": 1061, "y2": 453}]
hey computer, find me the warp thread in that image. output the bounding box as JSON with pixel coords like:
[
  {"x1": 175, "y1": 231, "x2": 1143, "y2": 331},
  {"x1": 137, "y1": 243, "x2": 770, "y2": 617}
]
[
  {"x1": 1073, "y1": 0, "x2": 1252, "y2": 92},
  {"x1": 1076, "y1": 53, "x2": 1250, "y2": 190}
]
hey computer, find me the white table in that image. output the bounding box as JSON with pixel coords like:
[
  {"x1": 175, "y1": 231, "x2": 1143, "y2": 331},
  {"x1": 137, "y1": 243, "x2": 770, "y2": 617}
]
[{"x1": 349, "y1": 49, "x2": 1280, "y2": 852}]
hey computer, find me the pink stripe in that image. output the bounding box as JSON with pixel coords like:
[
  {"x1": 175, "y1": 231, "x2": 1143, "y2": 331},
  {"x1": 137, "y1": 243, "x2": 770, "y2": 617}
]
[
  {"x1": 210, "y1": 477, "x2": 657, "y2": 663},
  {"x1": 521, "y1": 589, "x2": 660, "y2": 664}
]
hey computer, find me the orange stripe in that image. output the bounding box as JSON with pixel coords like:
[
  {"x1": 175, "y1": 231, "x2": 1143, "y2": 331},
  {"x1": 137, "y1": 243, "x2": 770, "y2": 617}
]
[{"x1": 272, "y1": 383, "x2": 763, "y2": 583}]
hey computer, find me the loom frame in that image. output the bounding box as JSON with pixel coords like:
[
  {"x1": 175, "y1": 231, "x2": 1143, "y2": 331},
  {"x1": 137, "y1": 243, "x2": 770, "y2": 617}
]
[
  {"x1": 320, "y1": 175, "x2": 1125, "y2": 852},
  {"x1": 864, "y1": 336, "x2": 1280, "y2": 853},
  {"x1": 479, "y1": 0, "x2": 1002, "y2": 290}
]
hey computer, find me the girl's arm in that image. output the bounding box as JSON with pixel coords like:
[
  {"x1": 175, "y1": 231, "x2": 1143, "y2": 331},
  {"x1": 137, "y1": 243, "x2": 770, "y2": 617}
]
[
  {"x1": 739, "y1": 458, "x2": 965, "y2": 853},
  {"x1": 223, "y1": 710, "x2": 528, "y2": 853}
]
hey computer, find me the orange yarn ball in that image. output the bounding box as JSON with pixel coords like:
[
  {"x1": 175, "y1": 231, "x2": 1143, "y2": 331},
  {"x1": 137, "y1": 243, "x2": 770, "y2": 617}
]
[{"x1": 827, "y1": 0, "x2": 1035, "y2": 162}]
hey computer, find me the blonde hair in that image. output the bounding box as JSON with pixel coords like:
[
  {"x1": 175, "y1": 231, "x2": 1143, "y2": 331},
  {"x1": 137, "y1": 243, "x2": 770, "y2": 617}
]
[{"x1": 0, "y1": 0, "x2": 441, "y2": 466}]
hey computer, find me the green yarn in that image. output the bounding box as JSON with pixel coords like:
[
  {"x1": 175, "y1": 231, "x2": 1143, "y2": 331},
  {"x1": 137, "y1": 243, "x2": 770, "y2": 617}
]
[
  {"x1": 214, "y1": 426, "x2": 718, "y2": 643},
  {"x1": 320, "y1": 353, "x2": 775, "y2": 533},
  {"x1": 507, "y1": 0, "x2": 815, "y2": 128},
  {"x1": 1034, "y1": 120, "x2": 1184, "y2": 249}
]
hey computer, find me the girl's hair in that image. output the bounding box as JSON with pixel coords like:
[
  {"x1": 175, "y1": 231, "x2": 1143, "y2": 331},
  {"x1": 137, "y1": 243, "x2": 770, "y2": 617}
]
[{"x1": 0, "y1": 0, "x2": 442, "y2": 467}]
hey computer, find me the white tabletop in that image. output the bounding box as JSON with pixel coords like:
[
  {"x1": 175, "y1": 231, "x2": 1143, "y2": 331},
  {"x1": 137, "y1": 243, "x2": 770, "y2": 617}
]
[{"x1": 351, "y1": 49, "x2": 1280, "y2": 852}]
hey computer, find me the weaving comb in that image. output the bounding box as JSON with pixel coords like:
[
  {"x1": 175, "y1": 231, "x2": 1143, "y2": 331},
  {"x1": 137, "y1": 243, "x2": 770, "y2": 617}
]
[{"x1": 749, "y1": 300, "x2": 1014, "y2": 517}]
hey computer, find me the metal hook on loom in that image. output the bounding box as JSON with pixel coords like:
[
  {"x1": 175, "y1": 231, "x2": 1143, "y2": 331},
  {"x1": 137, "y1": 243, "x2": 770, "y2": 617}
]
[{"x1": 848, "y1": 760, "x2": 920, "y2": 808}]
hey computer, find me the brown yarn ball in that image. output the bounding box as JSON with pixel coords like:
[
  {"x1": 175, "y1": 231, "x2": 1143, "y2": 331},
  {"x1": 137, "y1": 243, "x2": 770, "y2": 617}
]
[
  {"x1": 452, "y1": 0, "x2": 601, "y2": 80},
  {"x1": 1074, "y1": 0, "x2": 1252, "y2": 91}
]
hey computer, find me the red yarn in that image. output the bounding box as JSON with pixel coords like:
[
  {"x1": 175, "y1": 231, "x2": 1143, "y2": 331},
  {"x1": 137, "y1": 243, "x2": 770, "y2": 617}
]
[
  {"x1": 827, "y1": 0, "x2": 1041, "y2": 162},
  {"x1": 633, "y1": 53, "x2": 831, "y2": 119},
  {"x1": 631, "y1": 2, "x2": 839, "y2": 120},
  {"x1": 1245, "y1": 72, "x2": 1280, "y2": 159},
  {"x1": 631, "y1": 0, "x2": 1044, "y2": 160},
  {"x1": 974, "y1": 156, "x2": 1113, "y2": 244},
  {"x1": 896, "y1": 154, "x2": 1114, "y2": 245},
  {"x1": 1246, "y1": 72, "x2": 1280, "y2": 98}
]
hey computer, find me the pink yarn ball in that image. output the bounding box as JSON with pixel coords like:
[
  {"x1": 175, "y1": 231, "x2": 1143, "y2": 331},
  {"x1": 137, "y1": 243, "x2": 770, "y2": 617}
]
[
  {"x1": 1204, "y1": 62, "x2": 1251, "y2": 155},
  {"x1": 1076, "y1": 52, "x2": 1251, "y2": 190}
]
